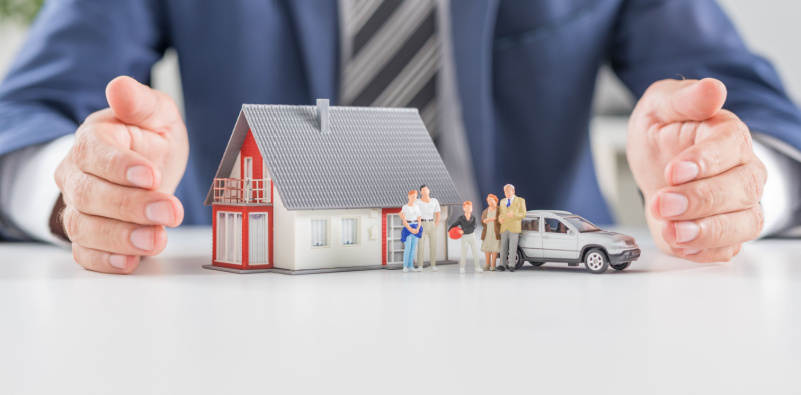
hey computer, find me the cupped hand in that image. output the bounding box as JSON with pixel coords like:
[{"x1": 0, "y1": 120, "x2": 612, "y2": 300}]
[
  {"x1": 627, "y1": 78, "x2": 766, "y2": 262},
  {"x1": 54, "y1": 76, "x2": 189, "y2": 274}
]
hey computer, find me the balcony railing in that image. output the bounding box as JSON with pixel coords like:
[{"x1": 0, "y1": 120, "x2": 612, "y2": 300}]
[{"x1": 213, "y1": 178, "x2": 271, "y2": 204}]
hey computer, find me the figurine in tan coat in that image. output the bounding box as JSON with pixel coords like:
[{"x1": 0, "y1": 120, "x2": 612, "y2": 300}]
[
  {"x1": 480, "y1": 194, "x2": 502, "y2": 271},
  {"x1": 498, "y1": 184, "x2": 526, "y2": 272}
]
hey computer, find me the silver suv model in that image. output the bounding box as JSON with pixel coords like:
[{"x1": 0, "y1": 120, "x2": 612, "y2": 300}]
[{"x1": 511, "y1": 210, "x2": 640, "y2": 274}]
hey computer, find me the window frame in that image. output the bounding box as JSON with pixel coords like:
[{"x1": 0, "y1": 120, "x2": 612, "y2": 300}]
[
  {"x1": 310, "y1": 217, "x2": 331, "y2": 248},
  {"x1": 340, "y1": 216, "x2": 361, "y2": 247}
]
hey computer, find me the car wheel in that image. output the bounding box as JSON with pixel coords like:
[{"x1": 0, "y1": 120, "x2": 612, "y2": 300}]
[
  {"x1": 514, "y1": 249, "x2": 525, "y2": 270},
  {"x1": 610, "y1": 261, "x2": 631, "y2": 271},
  {"x1": 584, "y1": 248, "x2": 609, "y2": 274},
  {"x1": 529, "y1": 261, "x2": 545, "y2": 267}
]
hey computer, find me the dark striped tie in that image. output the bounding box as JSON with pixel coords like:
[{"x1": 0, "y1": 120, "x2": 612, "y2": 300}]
[{"x1": 340, "y1": 0, "x2": 440, "y2": 138}]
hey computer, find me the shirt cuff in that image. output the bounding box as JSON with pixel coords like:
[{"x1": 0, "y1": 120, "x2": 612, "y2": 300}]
[
  {"x1": 0, "y1": 134, "x2": 74, "y2": 245},
  {"x1": 751, "y1": 132, "x2": 801, "y2": 238}
]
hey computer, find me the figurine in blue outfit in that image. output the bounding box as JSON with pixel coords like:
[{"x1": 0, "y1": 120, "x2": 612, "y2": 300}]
[{"x1": 399, "y1": 190, "x2": 422, "y2": 273}]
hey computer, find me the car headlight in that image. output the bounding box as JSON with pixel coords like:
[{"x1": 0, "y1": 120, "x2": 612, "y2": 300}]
[{"x1": 610, "y1": 240, "x2": 630, "y2": 249}]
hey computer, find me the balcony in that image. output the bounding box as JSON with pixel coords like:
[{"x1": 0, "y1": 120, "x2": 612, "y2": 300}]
[{"x1": 212, "y1": 178, "x2": 271, "y2": 204}]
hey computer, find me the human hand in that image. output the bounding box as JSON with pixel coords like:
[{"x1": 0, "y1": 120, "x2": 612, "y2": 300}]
[
  {"x1": 459, "y1": 229, "x2": 464, "y2": 235},
  {"x1": 412, "y1": 227, "x2": 419, "y2": 235},
  {"x1": 627, "y1": 78, "x2": 766, "y2": 262},
  {"x1": 55, "y1": 76, "x2": 189, "y2": 274},
  {"x1": 507, "y1": 212, "x2": 513, "y2": 218}
]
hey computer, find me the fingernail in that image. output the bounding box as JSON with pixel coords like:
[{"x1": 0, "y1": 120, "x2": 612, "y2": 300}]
[
  {"x1": 146, "y1": 201, "x2": 174, "y2": 225},
  {"x1": 673, "y1": 161, "x2": 699, "y2": 184},
  {"x1": 127, "y1": 165, "x2": 154, "y2": 189},
  {"x1": 130, "y1": 227, "x2": 154, "y2": 251},
  {"x1": 659, "y1": 192, "x2": 689, "y2": 218},
  {"x1": 675, "y1": 221, "x2": 700, "y2": 243},
  {"x1": 110, "y1": 254, "x2": 127, "y2": 270},
  {"x1": 683, "y1": 249, "x2": 701, "y2": 255}
]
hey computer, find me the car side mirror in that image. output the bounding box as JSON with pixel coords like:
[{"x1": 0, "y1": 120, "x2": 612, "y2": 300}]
[{"x1": 568, "y1": 230, "x2": 575, "y2": 236}]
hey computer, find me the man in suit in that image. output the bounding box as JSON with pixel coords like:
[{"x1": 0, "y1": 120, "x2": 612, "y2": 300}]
[
  {"x1": 497, "y1": 184, "x2": 526, "y2": 272},
  {"x1": 0, "y1": 0, "x2": 798, "y2": 274}
]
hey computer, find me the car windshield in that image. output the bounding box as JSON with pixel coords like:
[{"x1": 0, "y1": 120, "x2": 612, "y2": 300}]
[{"x1": 564, "y1": 216, "x2": 601, "y2": 232}]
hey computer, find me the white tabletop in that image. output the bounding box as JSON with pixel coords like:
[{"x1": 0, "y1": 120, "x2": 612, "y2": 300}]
[{"x1": 1, "y1": 226, "x2": 799, "y2": 394}]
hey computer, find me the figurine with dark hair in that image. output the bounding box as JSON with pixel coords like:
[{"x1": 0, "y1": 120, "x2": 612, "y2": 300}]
[
  {"x1": 399, "y1": 190, "x2": 422, "y2": 273},
  {"x1": 448, "y1": 201, "x2": 483, "y2": 274},
  {"x1": 498, "y1": 184, "x2": 526, "y2": 272},
  {"x1": 415, "y1": 184, "x2": 441, "y2": 272},
  {"x1": 480, "y1": 194, "x2": 501, "y2": 271}
]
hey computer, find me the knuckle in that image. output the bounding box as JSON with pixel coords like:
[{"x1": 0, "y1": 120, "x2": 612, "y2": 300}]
[
  {"x1": 88, "y1": 249, "x2": 104, "y2": 271},
  {"x1": 694, "y1": 181, "x2": 718, "y2": 215},
  {"x1": 99, "y1": 219, "x2": 122, "y2": 252},
  {"x1": 115, "y1": 188, "x2": 133, "y2": 220},
  {"x1": 720, "y1": 247, "x2": 735, "y2": 262},
  {"x1": 737, "y1": 126, "x2": 754, "y2": 159},
  {"x1": 71, "y1": 243, "x2": 81, "y2": 264},
  {"x1": 63, "y1": 207, "x2": 82, "y2": 242},
  {"x1": 751, "y1": 206, "x2": 765, "y2": 236},
  {"x1": 742, "y1": 166, "x2": 764, "y2": 205},
  {"x1": 103, "y1": 148, "x2": 125, "y2": 181},
  {"x1": 69, "y1": 173, "x2": 93, "y2": 211},
  {"x1": 71, "y1": 134, "x2": 93, "y2": 169},
  {"x1": 709, "y1": 215, "x2": 726, "y2": 244}
]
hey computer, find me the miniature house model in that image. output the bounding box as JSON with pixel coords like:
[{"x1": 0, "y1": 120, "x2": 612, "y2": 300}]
[{"x1": 204, "y1": 100, "x2": 461, "y2": 274}]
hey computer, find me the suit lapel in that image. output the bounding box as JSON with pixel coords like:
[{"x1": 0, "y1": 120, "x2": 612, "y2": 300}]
[{"x1": 284, "y1": 0, "x2": 339, "y2": 103}]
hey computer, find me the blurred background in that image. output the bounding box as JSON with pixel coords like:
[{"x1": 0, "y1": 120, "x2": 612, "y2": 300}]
[{"x1": 1, "y1": 0, "x2": 799, "y2": 225}]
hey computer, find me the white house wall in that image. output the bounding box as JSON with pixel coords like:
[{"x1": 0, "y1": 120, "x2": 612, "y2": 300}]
[
  {"x1": 292, "y1": 207, "x2": 383, "y2": 270},
  {"x1": 271, "y1": 189, "x2": 296, "y2": 270},
  {"x1": 229, "y1": 152, "x2": 241, "y2": 179},
  {"x1": 271, "y1": 187, "x2": 449, "y2": 271}
]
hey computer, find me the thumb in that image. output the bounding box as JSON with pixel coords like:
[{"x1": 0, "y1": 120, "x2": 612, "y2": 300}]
[
  {"x1": 645, "y1": 78, "x2": 727, "y2": 124},
  {"x1": 105, "y1": 76, "x2": 182, "y2": 133}
]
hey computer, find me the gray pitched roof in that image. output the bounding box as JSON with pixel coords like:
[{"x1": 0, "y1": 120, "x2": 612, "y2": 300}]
[{"x1": 205, "y1": 103, "x2": 461, "y2": 210}]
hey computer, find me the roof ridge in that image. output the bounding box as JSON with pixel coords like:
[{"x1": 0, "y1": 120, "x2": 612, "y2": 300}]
[{"x1": 242, "y1": 103, "x2": 419, "y2": 113}]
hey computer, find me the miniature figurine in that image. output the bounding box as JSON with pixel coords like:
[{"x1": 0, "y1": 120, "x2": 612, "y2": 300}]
[
  {"x1": 203, "y1": 100, "x2": 461, "y2": 274},
  {"x1": 480, "y1": 194, "x2": 501, "y2": 271},
  {"x1": 399, "y1": 190, "x2": 423, "y2": 273},
  {"x1": 448, "y1": 201, "x2": 483, "y2": 274},
  {"x1": 513, "y1": 210, "x2": 641, "y2": 274},
  {"x1": 415, "y1": 184, "x2": 441, "y2": 272},
  {"x1": 497, "y1": 184, "x2": 526, "y2": 272}
]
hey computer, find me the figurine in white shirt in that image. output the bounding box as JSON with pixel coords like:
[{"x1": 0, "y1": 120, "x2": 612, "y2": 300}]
[{"x1": 415, "y1": 184, "x2": 441, "y2": 272}]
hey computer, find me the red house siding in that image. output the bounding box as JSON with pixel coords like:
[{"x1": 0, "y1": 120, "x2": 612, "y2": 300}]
[
  {"x1": 212, "y1": 204, "x2": 274, "y2": 270},
  {"x1": 211, "y1": 130, "x2": 274, "y2": 271},
  {"x1": 381, "y1": 207, "x2": 402, "y2": 266}
]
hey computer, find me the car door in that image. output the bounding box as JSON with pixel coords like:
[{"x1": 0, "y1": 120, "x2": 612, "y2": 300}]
[
  {"x1": 541, "y1": 217, "x2": 579, "y2": 260},
  {"x1": 518, "y1": 216, "x2": 543, "y2": 259}
]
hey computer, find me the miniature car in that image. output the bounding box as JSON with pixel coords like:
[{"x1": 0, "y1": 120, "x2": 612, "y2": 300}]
[{"x1": 512, "y1": 210, "x2": 640, "y2": 274}]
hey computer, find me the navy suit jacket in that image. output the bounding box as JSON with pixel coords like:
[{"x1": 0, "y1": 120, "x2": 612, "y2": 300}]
[{"x1": 1, "y1": 0, "x2": 800, "y2": 229}]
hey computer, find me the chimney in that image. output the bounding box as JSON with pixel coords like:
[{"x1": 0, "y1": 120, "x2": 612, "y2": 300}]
[{"x1": 317, "y1": 99, "x2": 330, "y2": 135}]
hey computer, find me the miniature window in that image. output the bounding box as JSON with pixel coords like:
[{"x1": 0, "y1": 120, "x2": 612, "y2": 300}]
[
  {"x1": 249, "y1": 213, "x2": 268, "y2": 264},
  {"x1": 216, "y1": 211, "x2": 242, "y2": 263},
  {"x1": 544, "y1": 218, "x2": 568, "y2": 234},
  {"x1": 522, "y1": 218, "x2": 540, "y2": 232},
  {"x1": 311, "y1": 218, "x2": 330, "y2": 247},
  {"x1": 341, "y1": 217, "x2": 360, "y2": 246}
]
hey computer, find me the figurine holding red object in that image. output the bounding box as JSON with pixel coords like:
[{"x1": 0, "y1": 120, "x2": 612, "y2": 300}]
[
  {"x1": 399, "y1": 190, "x2": 423, "y2": 273},
  {"x1": 448, "y1": 201, "x2": 483, "y2": 274},
  {"x1": 415, "y1": 184, "x2": 441, "y2": 272},
  {"x1": 497, "y1": 184, "x2": 526, "y2": 272},
  {"x1": 480, "y1": 194, "x2": 501, "y2": 271},
  {"x1": 448, "y1": 227, "x2": 462, "y2": 240}
]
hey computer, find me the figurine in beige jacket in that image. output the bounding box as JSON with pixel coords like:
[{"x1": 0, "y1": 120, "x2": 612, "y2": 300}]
[{"x1": 498, "y1": 184, "x2": 526, "y2": 272}]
